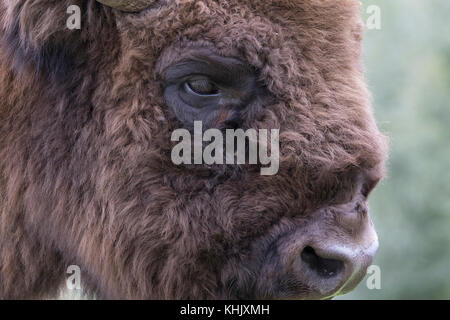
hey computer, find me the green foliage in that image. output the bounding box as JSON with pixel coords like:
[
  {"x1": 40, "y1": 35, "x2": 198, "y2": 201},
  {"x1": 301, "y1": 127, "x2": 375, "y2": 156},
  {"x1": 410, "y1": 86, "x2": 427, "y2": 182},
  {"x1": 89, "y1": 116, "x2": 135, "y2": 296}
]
[{"x1": 341, "y1": 0, "x2": 450, "y2": 299}]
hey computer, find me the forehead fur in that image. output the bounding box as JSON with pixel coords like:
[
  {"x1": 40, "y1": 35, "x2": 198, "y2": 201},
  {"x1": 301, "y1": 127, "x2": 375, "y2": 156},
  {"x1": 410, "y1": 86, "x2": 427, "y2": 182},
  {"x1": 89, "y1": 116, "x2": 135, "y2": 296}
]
[{"x1": 0, "y1": 0, "x2": 363, "y2": 57}]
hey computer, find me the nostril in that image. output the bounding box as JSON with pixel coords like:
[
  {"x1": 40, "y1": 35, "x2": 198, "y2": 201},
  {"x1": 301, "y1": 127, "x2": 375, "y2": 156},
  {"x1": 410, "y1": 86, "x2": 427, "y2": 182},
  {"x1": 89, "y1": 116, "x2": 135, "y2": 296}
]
[{"x1": 301, "y1": 246, "x2": 344, "y2": 278}]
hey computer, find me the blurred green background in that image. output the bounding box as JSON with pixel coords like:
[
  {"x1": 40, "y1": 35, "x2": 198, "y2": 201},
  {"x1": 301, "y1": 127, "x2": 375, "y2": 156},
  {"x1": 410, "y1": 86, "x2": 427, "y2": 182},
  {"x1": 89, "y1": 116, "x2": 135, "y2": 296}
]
[{"x1": 340, "y1": 0, "x2": 450, "y2": 299}]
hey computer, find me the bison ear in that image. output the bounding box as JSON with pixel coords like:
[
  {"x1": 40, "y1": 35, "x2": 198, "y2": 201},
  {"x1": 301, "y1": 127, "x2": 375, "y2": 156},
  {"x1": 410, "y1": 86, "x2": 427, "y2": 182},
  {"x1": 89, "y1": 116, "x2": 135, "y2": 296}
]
[{"x1": 96, "y1": 0, "x2": 157, "y2": 12}]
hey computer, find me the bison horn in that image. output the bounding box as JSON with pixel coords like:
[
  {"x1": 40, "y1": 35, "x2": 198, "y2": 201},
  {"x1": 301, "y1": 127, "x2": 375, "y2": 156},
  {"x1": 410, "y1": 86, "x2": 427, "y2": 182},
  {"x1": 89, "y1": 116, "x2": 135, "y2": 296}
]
[{"x1": 96, "y1": 0, "x2": 155, "y2": 12}]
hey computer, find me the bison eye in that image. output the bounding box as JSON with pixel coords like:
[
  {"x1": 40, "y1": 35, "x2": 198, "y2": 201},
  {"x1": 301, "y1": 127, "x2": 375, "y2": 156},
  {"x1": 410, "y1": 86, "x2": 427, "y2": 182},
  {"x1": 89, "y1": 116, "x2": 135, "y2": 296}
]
[
  {"x1": 161, "y1": 53, "x2": 260, "y2": 129},
  {"x1": 184, "y1": 78, "x2": 220, "y2": 96}
]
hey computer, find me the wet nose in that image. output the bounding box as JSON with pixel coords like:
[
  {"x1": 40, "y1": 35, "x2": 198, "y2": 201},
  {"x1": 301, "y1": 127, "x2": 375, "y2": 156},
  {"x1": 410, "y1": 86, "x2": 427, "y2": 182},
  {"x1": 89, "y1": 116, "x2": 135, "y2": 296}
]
[{"x1": 300, "y1": 239, "x2": 379, "y2": 298}]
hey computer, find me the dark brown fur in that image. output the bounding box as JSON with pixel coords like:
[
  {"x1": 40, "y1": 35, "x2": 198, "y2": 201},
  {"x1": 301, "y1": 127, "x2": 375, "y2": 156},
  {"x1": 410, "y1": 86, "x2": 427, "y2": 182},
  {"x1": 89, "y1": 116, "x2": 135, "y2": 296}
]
[{"x1": 0, "y1": 0, "x2": 388, "y2": 299}]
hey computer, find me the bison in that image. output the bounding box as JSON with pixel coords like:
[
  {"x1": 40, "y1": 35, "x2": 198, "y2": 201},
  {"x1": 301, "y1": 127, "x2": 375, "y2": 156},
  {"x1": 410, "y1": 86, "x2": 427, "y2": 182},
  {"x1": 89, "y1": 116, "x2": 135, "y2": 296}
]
[{"x1": 0, "y1": 0, "x2": 388, "y2": 299}]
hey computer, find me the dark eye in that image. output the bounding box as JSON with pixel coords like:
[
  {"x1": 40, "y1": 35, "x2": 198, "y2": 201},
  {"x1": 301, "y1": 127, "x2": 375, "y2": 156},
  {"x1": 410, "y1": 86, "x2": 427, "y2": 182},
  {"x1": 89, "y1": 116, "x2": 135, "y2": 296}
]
[
  {"x1": 184, "y1": 78, "x2": 220, "y2": 96},
  {"x1": 161, "y1": 55, "x2": 261, "y2": 128}
]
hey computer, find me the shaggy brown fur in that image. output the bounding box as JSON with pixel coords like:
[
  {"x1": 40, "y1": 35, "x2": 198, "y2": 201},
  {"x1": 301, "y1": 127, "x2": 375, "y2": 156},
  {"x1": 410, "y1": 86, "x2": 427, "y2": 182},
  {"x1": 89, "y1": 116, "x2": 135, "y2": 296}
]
[{"x1": 0, "y1": 0, "x2": 388, "y2": 299}]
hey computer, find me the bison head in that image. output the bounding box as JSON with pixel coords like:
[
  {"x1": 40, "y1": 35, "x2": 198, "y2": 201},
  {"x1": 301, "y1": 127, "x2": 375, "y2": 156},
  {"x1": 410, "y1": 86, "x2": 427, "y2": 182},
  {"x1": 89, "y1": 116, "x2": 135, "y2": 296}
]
[{"x1": 0, "y1": 0, "x2": 388, "y2": 299}]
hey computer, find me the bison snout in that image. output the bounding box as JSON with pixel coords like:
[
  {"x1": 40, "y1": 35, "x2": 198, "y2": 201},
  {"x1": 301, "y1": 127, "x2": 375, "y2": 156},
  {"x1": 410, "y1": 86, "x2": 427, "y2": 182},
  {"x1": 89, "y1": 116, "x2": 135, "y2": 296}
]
[
  {"x1": 299, "y1": 238, "x2": 378, "y2": 299},
  {"x1": 247, "y1": 208, "x2": 379, "y2": 299}
]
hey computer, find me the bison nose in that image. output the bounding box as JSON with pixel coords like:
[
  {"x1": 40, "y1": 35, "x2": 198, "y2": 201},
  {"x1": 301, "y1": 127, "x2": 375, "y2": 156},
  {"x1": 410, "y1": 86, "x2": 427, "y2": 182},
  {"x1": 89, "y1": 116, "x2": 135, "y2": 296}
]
[
  {"x1": 300, "y1": 239, "x2": 378, "y2": 298},
  {"x1": 301, "y1": 246, "x2": 345, "y2": 278}
]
